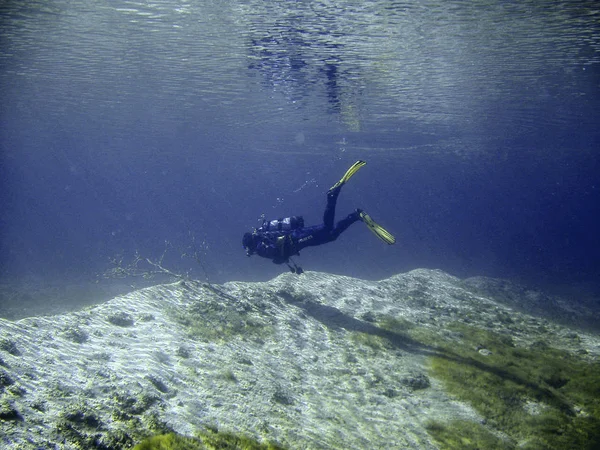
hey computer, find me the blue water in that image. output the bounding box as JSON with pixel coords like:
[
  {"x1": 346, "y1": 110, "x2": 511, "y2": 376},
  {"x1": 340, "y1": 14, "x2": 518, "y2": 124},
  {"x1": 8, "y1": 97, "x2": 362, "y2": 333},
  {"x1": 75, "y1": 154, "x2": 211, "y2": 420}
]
[{"x1": 1, "y1": 0, "x2": 599, "y2": 316}]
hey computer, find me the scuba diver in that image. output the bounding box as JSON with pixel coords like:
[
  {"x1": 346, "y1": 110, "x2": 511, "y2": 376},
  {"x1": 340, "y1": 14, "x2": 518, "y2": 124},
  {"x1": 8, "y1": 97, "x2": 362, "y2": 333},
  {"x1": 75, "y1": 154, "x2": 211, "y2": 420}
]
[{"x1": 242, "y1": 160, "x2": 396, "y2": 274}]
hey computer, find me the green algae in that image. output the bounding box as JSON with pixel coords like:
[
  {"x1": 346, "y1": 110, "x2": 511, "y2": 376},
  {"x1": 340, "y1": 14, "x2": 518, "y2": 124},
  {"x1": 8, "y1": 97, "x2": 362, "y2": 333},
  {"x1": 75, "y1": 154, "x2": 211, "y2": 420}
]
[
  {"x1": 377, "y1": 316, "x2": 416, "y2": 332},
  {"x1": 170, "y1": 298, "x2": 273, "y2": 343},
  {"x1": 419, "y1": 322, "x2": 600, "y2": 449},
  {"x1": 425, "y1": 420, "x2": 511, "y2": 450},
  {"x1": 368, "y1": 313, "x2": 600, "y2": 448},
  {"x1": 133, "y1": 433, "x2": 203, "y2": 450},
  {"x1": 54, "y1": 404, "x2": 138, "y2": 449},
  {"x1": 133, "y1": 430, "x2": 285, "y2": 450},
  {"x1": 349, "y1": 331, "x2": 389, "y2": 351}
]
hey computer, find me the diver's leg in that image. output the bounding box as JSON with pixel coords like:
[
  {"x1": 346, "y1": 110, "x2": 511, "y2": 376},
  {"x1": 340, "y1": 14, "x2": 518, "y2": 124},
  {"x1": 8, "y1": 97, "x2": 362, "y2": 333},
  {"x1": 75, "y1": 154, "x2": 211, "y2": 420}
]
[
  {"x1": 329, "y1": 210, "x2": 361, "y2": 240},
  {"x1": 324, "y1": 161, "x2": 366, "y2": 230},
  {"x1": 323, "y1": 186, "x2": 340, "y2": 230}
]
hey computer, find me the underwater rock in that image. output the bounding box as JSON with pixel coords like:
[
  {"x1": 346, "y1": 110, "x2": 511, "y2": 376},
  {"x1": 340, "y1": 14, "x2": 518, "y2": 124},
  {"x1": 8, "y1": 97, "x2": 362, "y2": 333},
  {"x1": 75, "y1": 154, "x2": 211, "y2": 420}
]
[
  {"x1": 0, "y1": 399, "x2": 22, "y2": 422},
  {"x1": 0, "y1": 339, "x2": 20, "y2": 356},
  {"x1": 0, "y1": 269, "x2": 598, "y2": 449},
  {"x1": 62, "y1": 326, "x2": 89, "y2": 344},
  {"x1": 461, "y1": 276, "x2": 600, "y2": 330},
  {"x1": 401, "y1": 373, "x2": 431, "y2": 391},
  {"x1": 0, "y1": 369, "x2": 14, "y2": 390},
  {"x1": 106, "y1": 311, "x2": 135, "y2": 327}
]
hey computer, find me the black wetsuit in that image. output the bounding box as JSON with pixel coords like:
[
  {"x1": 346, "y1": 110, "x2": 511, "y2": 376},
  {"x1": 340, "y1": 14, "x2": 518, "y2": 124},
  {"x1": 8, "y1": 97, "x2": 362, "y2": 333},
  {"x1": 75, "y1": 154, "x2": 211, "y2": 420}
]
[{"x1": 252, "y1": 187, "x2": 360, "y2": 264}]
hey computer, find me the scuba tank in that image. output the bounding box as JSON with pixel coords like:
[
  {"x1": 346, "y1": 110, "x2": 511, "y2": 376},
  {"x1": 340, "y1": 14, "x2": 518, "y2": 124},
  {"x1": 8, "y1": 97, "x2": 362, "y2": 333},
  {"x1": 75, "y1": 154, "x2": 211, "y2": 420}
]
[{"x1": 259, "y1": 216, "x2": 304, "y2": 232}]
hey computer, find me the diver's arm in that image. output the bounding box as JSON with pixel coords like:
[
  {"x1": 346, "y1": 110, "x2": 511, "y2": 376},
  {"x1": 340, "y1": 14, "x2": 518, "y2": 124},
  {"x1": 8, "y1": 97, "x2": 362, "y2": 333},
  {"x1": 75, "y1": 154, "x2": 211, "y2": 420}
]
[
  {"x1": 255, "y1": 235, "x2": 290, "y2": 264},
  {"x1": 254, "y1": 235, "x2": 284, "y2": 262}
]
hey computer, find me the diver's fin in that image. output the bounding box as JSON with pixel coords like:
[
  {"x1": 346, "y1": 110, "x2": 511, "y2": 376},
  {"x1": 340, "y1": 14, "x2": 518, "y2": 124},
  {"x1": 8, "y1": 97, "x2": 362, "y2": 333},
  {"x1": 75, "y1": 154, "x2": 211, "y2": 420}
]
[
  {"x1": 328, "y1": 160, "x2": 367, "y2": 193},
  {"x1": 359, "y1": 211, "x2": 396, "y2": 245}
]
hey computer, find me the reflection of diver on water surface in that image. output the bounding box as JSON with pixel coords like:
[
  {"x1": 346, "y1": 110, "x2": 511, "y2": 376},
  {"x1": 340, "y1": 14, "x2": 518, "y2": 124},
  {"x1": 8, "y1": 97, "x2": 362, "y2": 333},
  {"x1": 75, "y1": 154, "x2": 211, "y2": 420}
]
[
  {"x1": 243, "y1": 161, "x2": 395, "y2": 274},
  {"x1": 247, "y1": 33, "x2": 309, "y2": 100},
  {"x1": 322, "y1": 60, "x2": 343, "y2": 111},
  {"x1": 246, "y1": 21, "x2": 357, "y2": 111}
]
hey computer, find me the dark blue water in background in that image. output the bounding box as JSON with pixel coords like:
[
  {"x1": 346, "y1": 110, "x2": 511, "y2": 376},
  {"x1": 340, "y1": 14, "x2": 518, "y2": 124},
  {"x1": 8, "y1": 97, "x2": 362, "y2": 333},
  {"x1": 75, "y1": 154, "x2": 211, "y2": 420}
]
[{"x1": 1, "y1": 0, "x2": 599, "y2": 317}]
